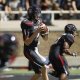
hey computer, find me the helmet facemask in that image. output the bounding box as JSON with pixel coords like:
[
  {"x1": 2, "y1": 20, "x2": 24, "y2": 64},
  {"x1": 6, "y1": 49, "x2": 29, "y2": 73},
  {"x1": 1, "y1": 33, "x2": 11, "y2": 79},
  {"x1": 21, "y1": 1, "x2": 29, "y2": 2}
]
[
  {"x1": 65, "y1": 24, "x2": 77, "y2": 33},
  {"x1": 28, "y1": 6, "x2": 41, "y2": 21}
]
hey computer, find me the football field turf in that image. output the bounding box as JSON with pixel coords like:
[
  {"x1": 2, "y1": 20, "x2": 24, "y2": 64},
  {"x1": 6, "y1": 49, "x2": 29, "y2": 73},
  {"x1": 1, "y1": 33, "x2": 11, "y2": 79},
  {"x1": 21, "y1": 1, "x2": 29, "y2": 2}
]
[
  {"x1": 0, "y1": 69, "x2": 80, "y2": 80},
  {"x1": 0, "y1": 74, "x2": 80, "y2": 80}
]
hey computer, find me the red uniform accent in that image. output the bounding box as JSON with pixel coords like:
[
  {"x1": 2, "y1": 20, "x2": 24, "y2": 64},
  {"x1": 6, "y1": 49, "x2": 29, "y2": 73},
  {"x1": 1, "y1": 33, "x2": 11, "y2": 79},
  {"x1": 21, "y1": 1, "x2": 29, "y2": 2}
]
[
  {"x1": 24, "y1": 21, "x2": 33, "y2": 26},
  {"x1": 58, "y1": 55, "x2": 64, "y2": 66}
]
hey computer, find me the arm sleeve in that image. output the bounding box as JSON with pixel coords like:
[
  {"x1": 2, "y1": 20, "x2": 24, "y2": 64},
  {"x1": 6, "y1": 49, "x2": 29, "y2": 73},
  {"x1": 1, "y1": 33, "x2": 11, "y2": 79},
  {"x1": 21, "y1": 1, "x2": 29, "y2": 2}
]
[
  {"x1": 21, "y1": 21, "x2": 29, "y2": 40},
  {"x1": 64, "y1": 34, "x2": 74, "y2": 47}
]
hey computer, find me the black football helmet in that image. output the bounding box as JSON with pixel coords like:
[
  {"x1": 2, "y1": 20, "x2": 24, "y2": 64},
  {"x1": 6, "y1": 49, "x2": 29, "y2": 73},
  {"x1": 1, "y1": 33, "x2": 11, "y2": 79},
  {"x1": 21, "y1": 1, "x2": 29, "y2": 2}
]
[
  {"x1": 64, "y1": 24, "x2": 77, "y2": 34},
  {"x1": 27, "y1": 5, "x2": 41, "y2": 20}
]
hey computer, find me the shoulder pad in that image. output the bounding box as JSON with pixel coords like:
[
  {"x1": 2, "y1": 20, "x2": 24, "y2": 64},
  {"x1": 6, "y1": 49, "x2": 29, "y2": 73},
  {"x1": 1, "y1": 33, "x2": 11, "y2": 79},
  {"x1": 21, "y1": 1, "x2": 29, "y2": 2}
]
[
  {"x1": 21, "y1": 19, "x2": 33, "y2": 29},
  {"x1": 64, "y1": 34, "x2": 74, "y2": 45},
  {"x1": 23, "y1": 19, "x2": 33, "y2": 26}
]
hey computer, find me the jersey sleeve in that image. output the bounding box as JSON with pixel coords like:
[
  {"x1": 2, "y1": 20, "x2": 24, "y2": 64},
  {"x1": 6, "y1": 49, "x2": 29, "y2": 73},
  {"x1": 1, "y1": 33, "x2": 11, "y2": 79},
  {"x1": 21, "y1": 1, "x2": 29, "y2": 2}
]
[
  {"x1": 21, "y1": 20, "x2": 33, "y2": 29},
  {"x1": 64, "y1": 34, "x2": 74, "y2": 47},
  {"x1": 21, "y1": 20, "x2": 33, "y2": 40}
]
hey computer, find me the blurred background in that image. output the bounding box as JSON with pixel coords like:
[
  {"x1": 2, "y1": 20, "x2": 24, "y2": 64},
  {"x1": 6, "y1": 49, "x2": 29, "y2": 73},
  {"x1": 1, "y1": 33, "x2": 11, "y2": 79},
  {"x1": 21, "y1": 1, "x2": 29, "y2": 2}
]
[{"x1": 0, "y1": 0, "x2": 80, "y2": 79}]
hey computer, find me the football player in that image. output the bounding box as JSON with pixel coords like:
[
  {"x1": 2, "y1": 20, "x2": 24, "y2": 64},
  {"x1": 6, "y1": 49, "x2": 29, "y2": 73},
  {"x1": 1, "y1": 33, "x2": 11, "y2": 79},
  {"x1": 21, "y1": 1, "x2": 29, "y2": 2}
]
[
  {"x1": 49, "y1": 24, "x2": 77, "y2": 80},
  {"x1": 21, "y1": 5, "x2": 49, "y2": 80}
]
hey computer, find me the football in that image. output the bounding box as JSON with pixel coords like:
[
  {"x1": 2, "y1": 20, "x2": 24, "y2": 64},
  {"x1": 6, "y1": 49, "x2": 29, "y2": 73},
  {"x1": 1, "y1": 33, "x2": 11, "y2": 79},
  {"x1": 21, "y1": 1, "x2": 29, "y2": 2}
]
[{"x1": 40, "y1": 23, "x2": 49, "y2": 35}]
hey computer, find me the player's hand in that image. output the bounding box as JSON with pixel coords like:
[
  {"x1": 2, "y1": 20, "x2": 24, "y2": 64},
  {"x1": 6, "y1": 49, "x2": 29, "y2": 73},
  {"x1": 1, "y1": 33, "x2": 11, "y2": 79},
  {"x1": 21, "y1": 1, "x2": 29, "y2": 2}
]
[
  {"x1": 36, "y1": 26, "x2": 45, "y2": 33},
  {"x1": 72, "y1": 52, "x2": 77, "y2": 57},
  {"x1": 37, "y1": 23, "x2": 47, "y2": 32},
  {"x1": 40, "y1": 23, "x2": 49, "y2": 35},
  {"x1": 39, "y1": 23, "x2": 47, "y2": 31}
]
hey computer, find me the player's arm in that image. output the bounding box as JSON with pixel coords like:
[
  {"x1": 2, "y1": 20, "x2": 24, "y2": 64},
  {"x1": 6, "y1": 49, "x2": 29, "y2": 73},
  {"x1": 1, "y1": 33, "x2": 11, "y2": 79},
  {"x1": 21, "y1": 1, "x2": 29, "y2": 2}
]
[
  {"x1": 63, "y1": 41, "x2": 72, "y2": 55},
  {"x1": 63, "y1": 41, "x2": 76, "y2": 56},
  {"x1": 41, "y1": 32, "x2": 49, "y2": 41},
  {"x1": 21, "y1": 22, "x2": 48, "y2": 45},
  {"x1": 24, "y1": 27, "x2": 42, "y2": 46},
  {"x1": 21, "y1": 22, "x2": 41, "y2": 46},
  {"x1": 41, "y1": 65, "x2": 49, "y2": 80},
  {"x1": 40, "y1": 23, "x2": 49, "y2": 41},
  {"x1": 21, "y1": 21, "x2": 43, "y2": 46}
]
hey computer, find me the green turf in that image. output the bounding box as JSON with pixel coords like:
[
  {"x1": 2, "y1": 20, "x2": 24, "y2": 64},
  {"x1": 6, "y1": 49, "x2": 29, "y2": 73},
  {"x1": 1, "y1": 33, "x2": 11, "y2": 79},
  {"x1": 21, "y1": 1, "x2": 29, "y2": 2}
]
[
  {"x1": 0, "y1": 69, "x2": 34, "y2": 75},
  {"x1": 70, "y1": 69, "x2": 80, "y2": 75},
  {"x1": 0, "y1": 69, "x2": 80, "y2": 75}
]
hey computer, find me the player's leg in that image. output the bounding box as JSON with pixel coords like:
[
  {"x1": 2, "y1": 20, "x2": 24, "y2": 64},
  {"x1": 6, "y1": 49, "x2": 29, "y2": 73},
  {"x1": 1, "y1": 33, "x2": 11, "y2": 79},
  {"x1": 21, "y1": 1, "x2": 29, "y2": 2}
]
[
  {"x1": 30, "y1": 61, "x2": 49, "y2": 80},
  {"x1": 56, "y1": 55, "x2": 68, "y2": 80},
  {"x1": 32, "y1": 48, "x2": 49, "y2": 80},
  {"x1": 31, "y1": 66, "x2": 49, "y2": 80},
  {"x1": 29, "y1": 61, "x2": 41, "y2": 80},
  {"x1": 59, "y1": 55, "x2": 69, "y2": 80},
  {"x1": 49, "y1": 57, "x2": 68, "y2": 80},
  {"x1": 59, "y1": 73, "x2": 68, "y2": 80},
  {"x1": 24, "y1": 47, "x2": 48, "y2": 67},
  {"x1": 41, "y1": 65, "x2": 49, "y2": 80},
  {"x1": 24, "y1": 47, "x2": 49, "y2": 80},
  {"x1": 49, "y1": 45, "x2": 68, "y2": 80},
  {"x1": 31, "y1": 73, "x2": 41, "y2": 80},
  {"x1": 62, "y1": 56, "x2": 69, "y2": 75}
]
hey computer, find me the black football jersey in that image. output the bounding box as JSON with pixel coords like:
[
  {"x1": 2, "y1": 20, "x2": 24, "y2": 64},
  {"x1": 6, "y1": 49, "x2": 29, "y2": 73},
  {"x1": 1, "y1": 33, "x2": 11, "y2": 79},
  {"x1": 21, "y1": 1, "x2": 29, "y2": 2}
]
[
  {"x1": 54, "y1": 33, "x2": 74, "y2": 54},
  {"x1": 21, "y1": 18, "x2": 42, "y2": 48},
  {"x1": 55, "y1": 33, "x2": 74, "y2": 46}
]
